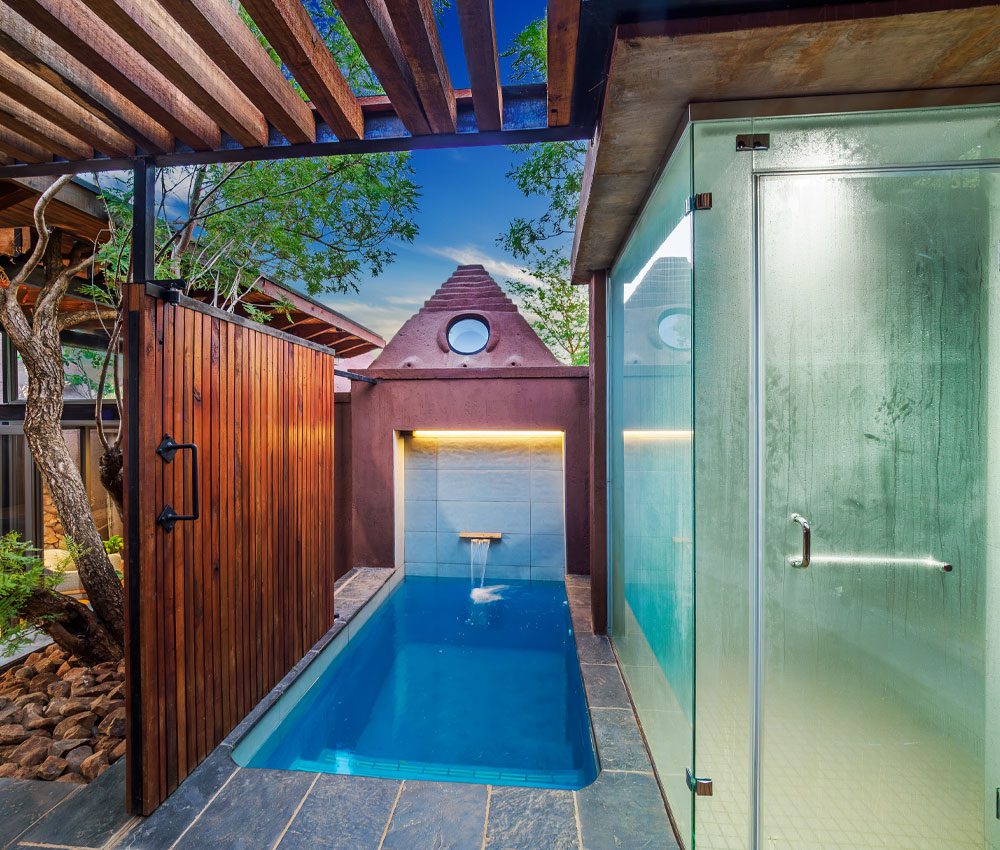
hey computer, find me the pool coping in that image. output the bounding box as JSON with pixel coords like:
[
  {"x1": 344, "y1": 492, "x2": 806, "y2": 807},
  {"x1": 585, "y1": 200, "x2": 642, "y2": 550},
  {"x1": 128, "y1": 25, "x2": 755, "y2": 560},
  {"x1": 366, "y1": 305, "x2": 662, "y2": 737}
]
[{"x1": 115, "y1": 570, "x2": 679, "y2": 850}]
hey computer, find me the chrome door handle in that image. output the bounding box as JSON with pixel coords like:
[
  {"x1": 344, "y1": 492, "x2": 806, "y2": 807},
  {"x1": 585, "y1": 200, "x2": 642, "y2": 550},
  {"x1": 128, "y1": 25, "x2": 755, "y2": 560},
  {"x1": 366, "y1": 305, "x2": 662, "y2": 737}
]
[{"x1": 790, "y1": 513, "x2": 810, "y2": 568}]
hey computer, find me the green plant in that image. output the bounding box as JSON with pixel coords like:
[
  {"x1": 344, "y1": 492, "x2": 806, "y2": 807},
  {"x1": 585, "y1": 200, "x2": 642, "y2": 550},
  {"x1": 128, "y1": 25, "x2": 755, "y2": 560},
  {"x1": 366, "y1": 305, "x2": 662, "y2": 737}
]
[
  {"x1": 0, "y1": 533, "x2": 61, "y2": 657},
  {"x1": 103, "y1": 535, "x2": 124, "y2": 555}
]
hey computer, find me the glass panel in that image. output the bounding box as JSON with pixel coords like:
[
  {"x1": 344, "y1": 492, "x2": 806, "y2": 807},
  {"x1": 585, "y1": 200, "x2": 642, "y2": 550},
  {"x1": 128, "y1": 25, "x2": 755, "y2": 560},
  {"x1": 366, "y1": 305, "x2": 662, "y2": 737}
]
[
  {"x1": 609, "y1": 129, "x2": 695, "y2": 842},
  {"x1": 691, "y1": 118, "x2": 755, "y2": 850},
  {"x1": 8, "y1": 345, "x2": 115, "y2": 401},
  {"x1": 758, "y1": 167, "x2": 990, "y2": 849},
  {"x1": 0, "y1": 433, "x2": 30, "y2": 540}
]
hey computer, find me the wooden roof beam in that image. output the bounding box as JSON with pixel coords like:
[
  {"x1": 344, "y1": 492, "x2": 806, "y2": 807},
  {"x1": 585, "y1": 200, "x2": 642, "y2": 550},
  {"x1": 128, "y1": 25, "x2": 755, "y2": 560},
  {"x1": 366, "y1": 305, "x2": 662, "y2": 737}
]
[
  {"x1": 547, "y1": 0, "x2": 580, "y2": 126},
  {"x1": 77, "y1": 0, "x2": 269, "y2": 148},
  {"x1": 240, "y1": 0, "x2": 364, "y2": 140},
  {"x1": 456, "y1": 0, "x2": 502, "y2": 132},
  {"x1": 0, "y1": 183, "x2": 34, "y2": 212},
  {"x1": 0, "y1": 124, "x2": 50, "y2": 163},
  {"x1": 383, "y1": 0, "x2": 456, "y2": 134},
  {"x1": 147, "y1": 0, "x2": 316, "y2": 146},
  {"x1": 334, "y1": 0, "x2": 431, "y2": 136},
  {"x1": 0, "y1": 52, "x2": 133, "y2": 157},
  {"x1": 0, "y1": 89, "x2": 93, "y2": 160},
  {"x1": 0, "y1": 4, "x2": 173, "y2": 154},
  {"x1": 3, "y1": 0, "x2": 220, "y2": 151}
]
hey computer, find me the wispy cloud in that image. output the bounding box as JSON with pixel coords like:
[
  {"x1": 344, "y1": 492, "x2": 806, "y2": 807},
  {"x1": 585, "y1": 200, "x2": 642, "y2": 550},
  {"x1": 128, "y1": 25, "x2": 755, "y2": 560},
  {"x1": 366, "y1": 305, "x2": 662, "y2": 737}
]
[{"x1": 421, "y1": 245, "x2": 540, "y2": 286}]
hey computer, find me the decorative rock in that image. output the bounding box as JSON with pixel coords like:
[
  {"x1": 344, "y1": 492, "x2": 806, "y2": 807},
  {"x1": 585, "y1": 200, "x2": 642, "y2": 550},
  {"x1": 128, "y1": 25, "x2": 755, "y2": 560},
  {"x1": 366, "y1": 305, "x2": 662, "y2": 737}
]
[
  {"x1": 13, "y1": 766, "x2": 37, "y2": 779},
  {"x1": 0, "y1": 724, "x2": 30, "y2": 745},
  {"x1": 98, "y1": 707, "x2": 126, "y2": 738},
  {"x1": 90, "y1": 695, "x2": 124, "y2": 718},
  {"x1": 13, "y1": 691, "x2": 47, "y2": 708},
  {"x1": 65, "y1": 745, "x2": 93, "y2": 773},
  {"x1": 79, "y1": 750, "x2": 108, "y2": 781},
  {"x1": 10, "y1": 735, "x2": 52, "y2": 767},
  {"x1": 53, "y1": 712, "x2": 96, "y2": 740},
  {"x1": 107, "y1": 683, "x2": 125, "y2": 701},
  {"x1": 56, "y1": 661, "x2": 74, "y2": 678},
  {"x1": 111, "y1": 739, "x2": 126, "y2": 762},
  {"x1": 24, "y1": 708, "x2": 59, "y2": 731},
  {"x1": 58, "y1": 698, "x2": 92, "y2": 717},
  {"x1": 0, "y1": 763, "x2": 17, "y2": 778},
  {"x1": 29, "y1": 672, "x2": 58, "y2": 691},
  {"x1": 94, "y1": 736, "x2": 120, "y2": 756},
  {"x1": 45, "y1": 698, "x2": 67, "y2": 718},
  {"x1": 57, "y1": 771, "x2": 86, "y2": 784},
  {"x1": 35, "y1": 755, "x2": 68, "y2": 781},
  {"x1": 0, "y1": 704, "x2": 22, "y2": 725},
  {"x1": 12, "y1": 665, "x2": 35, "y2": 682},
  {"x1": 50, "y1": 737, "x2": 89, "y2": 758},
  {"x1": 47, "y1": 680, "x2": 71, "y2": 699},
  {"x1": 72, "y1": 682, "x2": 113, "y2": 699},
  {"x1": 63, "y1": 667, "x2": 90, "y2": 683}
]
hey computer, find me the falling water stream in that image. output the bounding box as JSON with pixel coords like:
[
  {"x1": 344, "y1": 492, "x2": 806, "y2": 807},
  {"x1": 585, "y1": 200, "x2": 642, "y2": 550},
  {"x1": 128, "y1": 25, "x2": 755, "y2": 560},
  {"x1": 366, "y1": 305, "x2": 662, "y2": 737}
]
[{"x1": 468, "y1": 538, "x2": 506, "y2": 603}]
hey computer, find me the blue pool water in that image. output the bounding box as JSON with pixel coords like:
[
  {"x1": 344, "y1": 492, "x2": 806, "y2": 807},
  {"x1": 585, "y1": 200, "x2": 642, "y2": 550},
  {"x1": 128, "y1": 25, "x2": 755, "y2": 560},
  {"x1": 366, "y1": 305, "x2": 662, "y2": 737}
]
[{"x1": 235, "y1": 577, "x2": 598, "y2": 789}]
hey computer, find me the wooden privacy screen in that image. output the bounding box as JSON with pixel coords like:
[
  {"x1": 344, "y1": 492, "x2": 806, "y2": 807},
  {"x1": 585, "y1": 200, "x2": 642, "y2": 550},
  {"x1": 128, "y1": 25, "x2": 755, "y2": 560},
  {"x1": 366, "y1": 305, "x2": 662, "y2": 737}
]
[{"x1": 123, "y1": 285, "x2": 337, "y2": 815}]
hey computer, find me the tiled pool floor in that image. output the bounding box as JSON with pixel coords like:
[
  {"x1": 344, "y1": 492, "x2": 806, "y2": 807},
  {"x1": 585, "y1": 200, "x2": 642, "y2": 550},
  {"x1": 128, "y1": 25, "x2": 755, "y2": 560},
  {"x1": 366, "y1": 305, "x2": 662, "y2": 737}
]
[{"x1": 2, "y1": 569, "x2": 676, "y2": 850}]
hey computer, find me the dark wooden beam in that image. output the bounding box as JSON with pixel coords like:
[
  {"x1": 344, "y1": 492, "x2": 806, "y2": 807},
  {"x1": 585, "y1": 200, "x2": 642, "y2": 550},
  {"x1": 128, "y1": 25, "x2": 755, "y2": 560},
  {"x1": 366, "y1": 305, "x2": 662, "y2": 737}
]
[
  {"x1": 334, "y1": 0, "x2": 432, "y2": 135},
  {"x1": 0, "y1": 124, "x2": 50, "y2": 163},
  {"x1": 0, "y1": 89, "x2": 93, "y2": 160},
  {"x1": 0, "y1": 4, "x2": 174, "y2": 154},
  {"x1": 77, "y1": 0, "x2": 269, "y2": 148},
  {"x1": 588, "y1": 269, "x2": 608, "y2": 634},
  {"x1": 456, "y1": 0, "x2": 502, "y2": 131},
  {"x1": 241, "y1": 0, "x2": 364, "y2": 140},
  {"x1": 153, "y1": 0, "x2": 316, "y2": 145},
  {"x1": 547, "y1": 0, "x2": 580, "y2": 126},
  {"x1": 0, "y1": 183, "x2": 33, "y2": 212},
  {"x1": 383, "y1": 0, "x2": 456, "y2": 134},
  {"x1": 0, "y1": 51, "x2": 133, "y2": 157},
  {"x1": 3, "y1": 0, "x2": 221, "y2": 150}
]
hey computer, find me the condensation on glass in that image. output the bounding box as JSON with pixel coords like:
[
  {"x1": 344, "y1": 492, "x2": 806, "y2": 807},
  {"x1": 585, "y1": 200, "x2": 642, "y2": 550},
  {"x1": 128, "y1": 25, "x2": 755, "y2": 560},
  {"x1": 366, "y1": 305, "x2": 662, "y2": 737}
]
[{"x1": 607, "y1": 103, "x2": 1000, "y2": 850}]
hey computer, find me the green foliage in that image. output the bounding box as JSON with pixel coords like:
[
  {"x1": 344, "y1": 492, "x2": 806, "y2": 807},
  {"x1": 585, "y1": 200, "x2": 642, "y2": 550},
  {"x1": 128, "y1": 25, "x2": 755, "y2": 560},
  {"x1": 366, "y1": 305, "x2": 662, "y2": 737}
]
[
  {"x1": 499, "y1": 16, "x2": 589, "y2": 364},
  {"x1": 103, "y1": 535, "x2": 124, "y2": 555},
  {"x1": 62, "y1": 345, "x2": 115, "y2": 400},
  {"x1": 0, "y1": 533, "x2": 61, "y2": 657}
]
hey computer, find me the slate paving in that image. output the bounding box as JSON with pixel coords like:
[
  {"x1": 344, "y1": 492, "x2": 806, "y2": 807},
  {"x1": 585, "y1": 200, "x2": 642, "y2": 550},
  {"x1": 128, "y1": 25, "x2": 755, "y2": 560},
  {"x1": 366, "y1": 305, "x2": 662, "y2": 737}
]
[{"x1": 2, "y1": 568, "x2": 679, "y2": 850}]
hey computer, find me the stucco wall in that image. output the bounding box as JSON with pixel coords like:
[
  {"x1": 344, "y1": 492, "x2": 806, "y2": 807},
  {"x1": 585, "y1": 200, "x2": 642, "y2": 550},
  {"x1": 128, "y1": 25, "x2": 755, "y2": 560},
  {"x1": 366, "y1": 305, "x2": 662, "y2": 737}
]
[
  {"x1": 403, "y1": 433, "x2": 566, "y2": 581},
  {"x1": 349, "y1": 367, "x2": 590, "y2": 575}
]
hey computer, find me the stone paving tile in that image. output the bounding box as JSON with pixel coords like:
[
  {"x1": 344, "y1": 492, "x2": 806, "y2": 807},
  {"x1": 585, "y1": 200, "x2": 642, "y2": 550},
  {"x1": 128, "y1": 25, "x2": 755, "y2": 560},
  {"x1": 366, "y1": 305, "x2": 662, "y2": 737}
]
[
  {"x1": 172, "y1": 768, "x2": 315, "y2": 850},
  {"x1": 19, "y1": 759, "x2": 130, "y2": 849},
  {"x1": 581, "y1": 662, "x2": 629, "y2": 709},
  {"x1": 117, "y1": 748, "x2": 238, "y2": 850},
  {"x1": 591, "y1": 709, "x2": 651, "y2": 772},
  {"x1": 0, "y1": 776, "x2": 76, "y2": 849},
  {"x1": 577, "y1": 771, "x2": 677, "y2": 850},
  {"x1": 277, "y1": 774, "x2": 399, "y2": 850},
  {"x1": 575, "y1": 632, "x2": 615, "y2": 665},
  {"x1": 484, "y1": 786, "x2": 577, "y2": 850},
  {"x1": 381, "y1": 781, "x2": 487, "y2": 850}
]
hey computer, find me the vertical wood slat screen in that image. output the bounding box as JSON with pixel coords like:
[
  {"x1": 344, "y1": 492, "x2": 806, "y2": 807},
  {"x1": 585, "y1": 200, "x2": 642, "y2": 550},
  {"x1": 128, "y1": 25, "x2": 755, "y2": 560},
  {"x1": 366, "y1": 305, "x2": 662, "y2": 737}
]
[{"x1": 124, "y1": 287, "x2": 336, "y2": 815}]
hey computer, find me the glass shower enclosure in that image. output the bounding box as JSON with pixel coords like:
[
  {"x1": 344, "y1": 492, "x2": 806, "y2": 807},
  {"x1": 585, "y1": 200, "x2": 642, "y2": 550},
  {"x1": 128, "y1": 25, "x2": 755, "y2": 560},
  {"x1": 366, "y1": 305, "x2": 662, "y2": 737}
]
[{"x1": 607, "y1": 103, "x2": 1000, "y2": 850}]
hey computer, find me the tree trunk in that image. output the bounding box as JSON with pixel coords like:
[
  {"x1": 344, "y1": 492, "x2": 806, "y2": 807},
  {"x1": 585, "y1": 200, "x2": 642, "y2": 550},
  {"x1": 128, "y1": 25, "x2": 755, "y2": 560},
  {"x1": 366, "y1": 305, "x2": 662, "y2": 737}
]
[
  {"x1": 98, "y1": 444, "x2": 124, "y2": 516},
  {"x1": 20, "y1": 336, "x2": 125, "y2": 657},
  {"x1": 22, "y1": 588, "x2": 122, "y2": 665}
]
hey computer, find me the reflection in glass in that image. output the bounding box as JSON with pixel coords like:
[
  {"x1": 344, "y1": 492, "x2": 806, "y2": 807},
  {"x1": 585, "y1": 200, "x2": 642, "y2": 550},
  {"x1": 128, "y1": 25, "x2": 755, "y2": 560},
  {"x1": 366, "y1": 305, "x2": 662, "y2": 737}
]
[{"x1": 447, "y1": 317, "x2": 490, "y2": 355}]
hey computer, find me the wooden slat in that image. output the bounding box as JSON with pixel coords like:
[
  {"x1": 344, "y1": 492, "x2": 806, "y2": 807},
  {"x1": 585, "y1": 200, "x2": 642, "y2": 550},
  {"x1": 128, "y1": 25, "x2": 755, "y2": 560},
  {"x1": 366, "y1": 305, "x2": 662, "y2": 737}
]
[
  {"x1": 546, "y1": 0, "x2": 580, "y2": 126},
  {"x1": 0, "y1": 88, "x2": 93, "y2": 160},
  {"x1": 3, "y1": 0, "x2": 220, "y2": 150},
  {"x1": 456, "y1": 0, "x2": 502, "y2": 132},
  {"x1": 77, "y1": 0, "x2": 268, "y2": 148},
  {"x1": 0, "y1": 183, "x2": 34, "y2": 212},
  {"x1": 156, "y1": 0, "x2": 314, "y2": 145},
  {"x1": 383, "y1": 0, "x2": 456, "y2": 133},
  {"x1": 0, "y1": 52, "x2": 133, "y2": 156},
  {"x1": 0, "y1": 124, "x2": 50, "y2": 163},
  {"x1": 0, "y1": 3, "x2": 173, "y2": 153},
  {"x1": 334, "y1": 0, "x2": 431, "y2": 135},
  {"x1": 240, "y1": 0, "x2": 364, "y2": 140}
]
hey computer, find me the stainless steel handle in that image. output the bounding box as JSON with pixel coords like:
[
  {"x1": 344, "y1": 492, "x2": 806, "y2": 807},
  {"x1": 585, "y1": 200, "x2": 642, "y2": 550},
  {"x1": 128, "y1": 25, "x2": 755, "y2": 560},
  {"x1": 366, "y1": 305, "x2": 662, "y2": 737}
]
[{"x1": 789, "y1": 513, "x2": 810, "y2": 568}]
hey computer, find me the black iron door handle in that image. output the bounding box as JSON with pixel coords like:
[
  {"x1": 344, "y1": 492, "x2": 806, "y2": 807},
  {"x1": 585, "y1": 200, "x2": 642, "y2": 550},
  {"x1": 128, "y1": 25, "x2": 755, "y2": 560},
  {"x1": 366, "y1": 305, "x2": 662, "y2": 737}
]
[{"x1": 155, "y1": 433, "x2": 200, "y2": 533}]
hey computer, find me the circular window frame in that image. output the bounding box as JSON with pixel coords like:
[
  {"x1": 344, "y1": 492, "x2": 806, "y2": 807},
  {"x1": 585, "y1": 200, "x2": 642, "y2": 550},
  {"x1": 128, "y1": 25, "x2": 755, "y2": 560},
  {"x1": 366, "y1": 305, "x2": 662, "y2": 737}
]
[
  {"x1": 656, "y1": 308, "x2": 692, "y2": 351},
  {"x1": 445, "y1": 314, "x2": 491, "y2": 356}
]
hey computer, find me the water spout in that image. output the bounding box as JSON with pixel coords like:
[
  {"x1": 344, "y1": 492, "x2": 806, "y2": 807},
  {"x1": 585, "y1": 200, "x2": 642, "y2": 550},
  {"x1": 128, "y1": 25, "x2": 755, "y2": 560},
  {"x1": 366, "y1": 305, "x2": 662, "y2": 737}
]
[
  {"x1": 460, "y1": 532, "x2": 505, "y2": 603},
  {"x1": 469, "y1": 537, "x2": 491, "y2": 586}
]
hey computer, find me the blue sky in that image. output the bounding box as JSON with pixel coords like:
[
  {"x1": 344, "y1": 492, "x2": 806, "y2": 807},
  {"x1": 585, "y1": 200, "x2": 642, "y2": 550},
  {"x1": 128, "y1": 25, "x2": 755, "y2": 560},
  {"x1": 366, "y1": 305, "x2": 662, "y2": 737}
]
[{"x1": 321, "y1": 1, "x2": 567, "y2": 342}]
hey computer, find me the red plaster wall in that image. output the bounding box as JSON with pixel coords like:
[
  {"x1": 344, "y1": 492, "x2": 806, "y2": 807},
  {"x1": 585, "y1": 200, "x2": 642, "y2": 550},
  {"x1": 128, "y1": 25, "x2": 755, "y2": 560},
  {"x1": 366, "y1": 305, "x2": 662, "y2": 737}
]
[
  {"x1": 349, "y1": 367, "x2": 591, "y2": 575},
  {"x1": 334, "y1": 392, "x2": 353, "y2": 579}
]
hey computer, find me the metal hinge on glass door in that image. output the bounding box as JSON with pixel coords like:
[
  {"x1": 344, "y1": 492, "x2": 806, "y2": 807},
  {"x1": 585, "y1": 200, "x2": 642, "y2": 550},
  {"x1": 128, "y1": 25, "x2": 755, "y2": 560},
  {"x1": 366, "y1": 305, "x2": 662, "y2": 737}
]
[
  {"x1": 686, "y1": 193, "x2": 712, "y2": 213},
  {"x1": 735, "y1": 133, "x2": 770, "y2": 151},
  {"x1": 686, "y1": 768, "x2": 713, "y2": 796}
]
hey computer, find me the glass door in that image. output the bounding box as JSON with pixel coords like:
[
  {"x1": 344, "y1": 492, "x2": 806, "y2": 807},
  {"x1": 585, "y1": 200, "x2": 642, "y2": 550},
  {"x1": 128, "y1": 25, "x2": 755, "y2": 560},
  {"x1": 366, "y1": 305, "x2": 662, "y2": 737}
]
[{"x1": 757, "y1": 167, "x2": 989, "y2": 849}]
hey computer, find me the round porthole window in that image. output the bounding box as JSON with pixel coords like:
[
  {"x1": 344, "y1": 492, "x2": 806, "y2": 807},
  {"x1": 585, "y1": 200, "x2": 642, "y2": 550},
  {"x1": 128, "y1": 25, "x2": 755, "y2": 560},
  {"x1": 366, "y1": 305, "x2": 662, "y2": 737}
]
[
  {"x1": 447, "y1": 316, "x2": 490, "y2": 355},
  {"x1": 658, "y1": 308, "x2": 692, "y2": 351}
]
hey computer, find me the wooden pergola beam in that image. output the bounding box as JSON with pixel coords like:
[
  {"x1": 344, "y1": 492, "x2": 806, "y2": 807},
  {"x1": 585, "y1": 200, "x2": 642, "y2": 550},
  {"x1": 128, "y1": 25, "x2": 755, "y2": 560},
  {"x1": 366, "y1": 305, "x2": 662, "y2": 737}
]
[
  {"x1": 547, "y1": 0, "x2": 580, "y2": 126},
  {"x1": 0, "y1": 183, "x2": 34, "y2": 212},
  {"x1": 241, "y1": 0, "x2": 364, "y2": 140},
  {"x1": 78, "y1": 0, "x2": 269, "y2": 148},
  {"x1": 149, "y1": 0, "x2": 316, "y2": 146},
  {"x1": 384, "y1": 0, "x2": 456, "y2": 134},
  {"x1": 334, "y1": 0, "x2": 432, "y2": 135},
  {"x1": 0, "y1": 125, "x2": 49, "y2": 163},
  {"x1": 3, "y1": 0, "x2": 220, "y2": 151},
  {"x1": 0, "y1": 51, "x2": 133, "y2": 157},
  {"x1": 0, "y1": 4, "x2": 174, "y2": 154},
  {"x1": 0, "y1": 89, "x2": 93, "y2": 160},
  {"x1": 456, "y1": 0, "x2": 502, "y2": 132}
]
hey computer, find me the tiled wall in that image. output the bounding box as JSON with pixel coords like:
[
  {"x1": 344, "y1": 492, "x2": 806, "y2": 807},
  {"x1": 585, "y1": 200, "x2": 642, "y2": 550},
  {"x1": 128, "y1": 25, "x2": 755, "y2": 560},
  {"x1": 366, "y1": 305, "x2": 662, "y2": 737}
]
[{"x1": 402, "y1": 433, "x2": 566, "y2": 581}]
